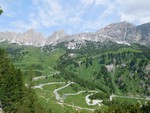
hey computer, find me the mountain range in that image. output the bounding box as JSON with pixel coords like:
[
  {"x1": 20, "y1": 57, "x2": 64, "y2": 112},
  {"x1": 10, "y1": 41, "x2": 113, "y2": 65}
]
[
  {"x1": 0, "y1": 21, "x2": 150, "y2": 47},
  {"x1": 0, "y1": 21, "x2": 150, "y2": 113}
]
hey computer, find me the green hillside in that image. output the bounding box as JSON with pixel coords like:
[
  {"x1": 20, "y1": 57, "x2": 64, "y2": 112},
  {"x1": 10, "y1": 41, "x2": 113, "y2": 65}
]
[
  {"x1": 0, "y1": 41, "x2": 150, "y2": 113},
  {"x1": 0, "y1": 42, "x2": 66, "y2": 76}
]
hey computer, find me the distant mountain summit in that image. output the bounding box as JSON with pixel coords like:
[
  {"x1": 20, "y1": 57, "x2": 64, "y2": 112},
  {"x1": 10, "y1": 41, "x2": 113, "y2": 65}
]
[
  {"x1": 18, "y1": 29, "x2": 46, "y2": 46},
  {"x1": 46, "y1": 30, "x2": 67, "y2": 45},
  {"x1": 0, "y1": 22, "x2": 150, "y2": 47},
  {"x1": 0, "y1": 29, "x2": 46, "y2": 46},
  {"x1": 97, "y1": 21, "x2": 137, "y2": 42}
]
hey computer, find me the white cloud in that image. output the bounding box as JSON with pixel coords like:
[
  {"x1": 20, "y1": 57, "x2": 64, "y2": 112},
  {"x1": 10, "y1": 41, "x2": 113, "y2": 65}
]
[
  {"x1": 116, "y1": 0, "x2": 150, "y2": 24},
  {"x1": 29, "y1": 0, "x2": 90, "y2": 34},
  {"x1": 95, "y1": 0, "x2": 108, "y2": 5},
  {"x1": 120, "y1": 14, "x2": 136, "y2": 22},
  {"x1": 80, "y1": 0, "x2": 94, "y2": 5},
  {"x1": 31, "y1": 0, "x2": 65, "y2": 27},
  {"x1": 0, "y1": 1, "x2": 17, "y2": 17},
  {"x1": 80, "y1": 0, "x2": 108, "y2": 5},
  {"x1": 138, "y1": 16, "x2": 150, "y2": 24},
  {"x1": 11, "y1": 20, "x2": 38, "y2": 31},
  {"x1": 8, "y1": 0, "x2": 66, "y2": 33},
  {"x1": 1, "y1": 0, "x2": 117, "y2": 35},
  {"x1": 77, "y1": 0, "x2": 116, "y2": 32}
]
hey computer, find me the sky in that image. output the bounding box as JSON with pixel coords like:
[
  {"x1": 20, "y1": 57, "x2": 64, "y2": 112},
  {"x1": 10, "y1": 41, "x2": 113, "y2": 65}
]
[{"x1": 0, "y1": 0, "x2": 150, "y2": 37}]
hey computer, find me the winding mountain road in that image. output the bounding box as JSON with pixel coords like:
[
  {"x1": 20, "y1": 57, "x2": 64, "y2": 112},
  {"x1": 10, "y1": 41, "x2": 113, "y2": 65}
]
[
  {"x1": 32, "y1": 72, "x2": 150, "y2": 111},
  {"x1": 85, "y1": 93, "x2": 103, "y2": 106},
  {"x1": 53, "y1": 82, "x2": 75, "y2": 102},
  {"x1": 32, "y1": 71, "x2": 60, "y2": 81},
  {"x1": 32, "y1": 82, "x2": 66, "y2": 89},
  {"x1": 33, "y1": 80, "x2": 103, "y2": 106},
  {"x1": 110, "y1": 94, "x2": 150, "y2": 101},
  {"x1": 56, "y1": 102, "x2": 96, "y2": 112},
  {"x1": 62, "y1": 90, "x2": 103, "y2": 106}
]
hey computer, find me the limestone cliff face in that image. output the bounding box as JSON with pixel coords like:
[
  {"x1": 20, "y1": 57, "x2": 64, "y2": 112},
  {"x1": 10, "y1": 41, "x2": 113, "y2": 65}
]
[
  {"x1": 97, "y1": 22, "x2": 137, "y2": 41},
  {"x1": 136, "y1": 22, "x2": 150, "y2": 45}
]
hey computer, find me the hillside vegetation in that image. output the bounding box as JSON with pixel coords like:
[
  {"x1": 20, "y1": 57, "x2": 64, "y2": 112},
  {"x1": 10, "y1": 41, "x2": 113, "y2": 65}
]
[{"x1": 0, "y1": 41, "x2": 150, "y2": 113}]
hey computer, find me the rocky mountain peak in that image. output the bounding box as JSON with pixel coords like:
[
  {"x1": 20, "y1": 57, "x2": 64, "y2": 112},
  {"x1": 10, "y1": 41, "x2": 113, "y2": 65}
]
[
  {"x1": 0, "y1": 29, "x2": 46, "y2": 46},
  {"x1": 52, "y1": 30, "x2": 66, "y2": 39},
  {"x1": 23, "y1": 29, "x2": 43, "y2": 37},
  {"x1": 46, "y1": 30, "x2": 67, "y2": 45},
  {"x1": 0, "y1": 31, "x2": 18, "y2": 42},
  {"x1": 19, "y1": 29, "x2": 46, "y2": 46},
  {"x1": 97, "y1": 21, "x2": 137, "y2": 43}
]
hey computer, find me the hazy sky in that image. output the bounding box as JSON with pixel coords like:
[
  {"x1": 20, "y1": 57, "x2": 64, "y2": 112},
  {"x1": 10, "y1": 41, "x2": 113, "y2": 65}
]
[{"x1": 0, "y1": 0, "x2": 150, "y2": 36}]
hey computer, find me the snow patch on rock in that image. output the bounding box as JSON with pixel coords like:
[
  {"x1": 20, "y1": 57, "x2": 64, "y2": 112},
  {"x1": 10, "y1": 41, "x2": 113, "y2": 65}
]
[{"x1": 116, "y1": 41, "x2": 130, "y2": 46}]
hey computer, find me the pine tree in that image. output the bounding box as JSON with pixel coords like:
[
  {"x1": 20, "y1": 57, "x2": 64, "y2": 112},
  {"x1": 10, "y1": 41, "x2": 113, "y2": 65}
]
[
  {"x1": 0, "y1": 48, "x2": 46, "y2": 113},
  {"x1": 0, "y1": 8, "x2": 3, "y2": 15}
]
